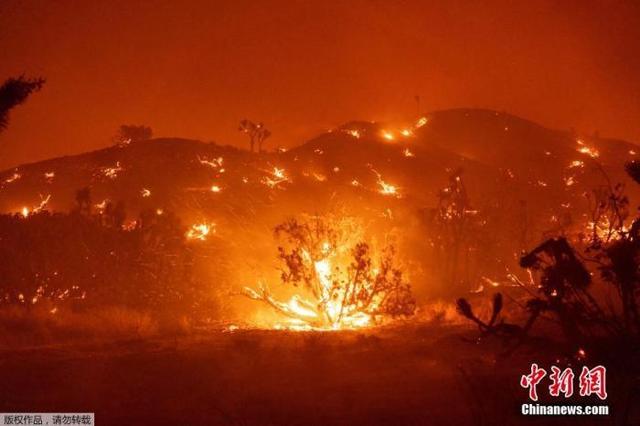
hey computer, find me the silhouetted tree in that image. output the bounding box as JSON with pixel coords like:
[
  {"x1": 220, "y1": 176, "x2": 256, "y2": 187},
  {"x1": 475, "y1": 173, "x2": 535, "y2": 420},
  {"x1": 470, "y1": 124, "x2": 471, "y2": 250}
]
[
  {"x1": 0, "y1": 75, "x2": 45, "y2": 132},
  {"x1": 238, "y1": 119, "x2": 271, "y2": 153},
  {"x1": 75, "y1": 187, "x2": 92, "y2": 215},
  {"x1": 425, "y1": 168, "x2": 480, "y2": 289}
]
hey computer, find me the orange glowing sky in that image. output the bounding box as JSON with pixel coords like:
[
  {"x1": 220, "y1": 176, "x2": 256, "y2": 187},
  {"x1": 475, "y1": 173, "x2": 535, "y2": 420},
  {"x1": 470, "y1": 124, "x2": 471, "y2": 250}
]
[{"x1": 1, "y1": 0, "x2": 639, "y2": 169}]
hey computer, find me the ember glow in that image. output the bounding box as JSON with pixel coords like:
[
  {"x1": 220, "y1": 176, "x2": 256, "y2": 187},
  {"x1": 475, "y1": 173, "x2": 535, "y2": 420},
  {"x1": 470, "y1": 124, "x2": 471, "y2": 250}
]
[
  {"x1": 4, "y1": 171, "x2": 21, "y2": 184},
  {"x1": 262, "y1": 166, "x2": 290, "y2": 188},
  {"x1": 370, "y1": 168, "x2": 400, "y2": 197},
  {"x1": 344, "y1": 129, "x2": 361, "y2": 139},
  {"x1": 381, "y1": 130, "x2": 395, "y2": 141},
  {"x1": 415, "y1": 116, "x2": 428, "y2": 128},
  {"x1": 19, "y1": 194, "x2": 51, "y2": 217},
  {"x1": 98, "y1": 161, "x2": 124, "y2": 179},
  {"x1": 186, "y1": 222, "x2": 214, "y2": 241},
  {"x1": 198, "y1": 155, "x2": 224, "y2": 169},
  {"x1": 576, "y1": 139, "x2": 600, "y2": 158}
]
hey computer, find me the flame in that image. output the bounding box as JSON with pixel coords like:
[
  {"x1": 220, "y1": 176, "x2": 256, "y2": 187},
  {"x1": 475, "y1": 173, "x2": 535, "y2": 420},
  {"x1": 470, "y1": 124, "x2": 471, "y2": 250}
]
[
  {"x1": 569, "y1": 160, "x2": 584, "y2": 168},
  {"x1": 370, "y1": 168, "x2": 400, "y2": 197},
  {"x1": 576, "y1": 140, "x2": 599, "y2": 158},
  {"x1": 141, "y1": 188, "x2": 151, "y2": 197},
  {"x1": 415, "y1": 116, "x2": 428, "y2": 128},
  {"x1": 4, "y1": 172, "x2": 21, "y2": 184},
  {"x1": 44, "y1": 171, "x2": 55, "y2": 181},
  {"x1": 262, "y1": 167, "x2": 290, "y2": 188},
  {"x1": 95, "y1": 199, "x2": 109, "y2": 213},
  {"x1": 345, "y1": 129, "x2": 361, "y2": 138},
  {"x1": 186, "y1": 223, "x2": 214, "y2": 241},
  {"x1": 19, "y1": 194, "x2": 51, "y2": 218},
  {"x1": 198, "y1": 156, "x2": 224, "y2": 169},
  {"x1": 210, "y1": 185, "x2": 222, "y2": 193},
  {"x1": 99, "y1": 161, "x2": 123, "y2": 179},
  {"x1": 122, "y1": 220, "x2": 138, "y2": 231},
  {"x1": 378, "y1": 180, "x2": 398, "y2": 196},
  {"x1": 312, "y1": 173, "x2": 327, "y2": 182},
  {"x1": 400, "y1": 129, "x2": 413, "y2": 137},
  {"x1": 403, "y1": 148, "x2": 415, "y2": 157},
  {"x1": 381, "y1": 130, "x2": 395, "y2": 141},
  {"x1": 273, "y1": 167, "x2": 285, "y2": 179}
]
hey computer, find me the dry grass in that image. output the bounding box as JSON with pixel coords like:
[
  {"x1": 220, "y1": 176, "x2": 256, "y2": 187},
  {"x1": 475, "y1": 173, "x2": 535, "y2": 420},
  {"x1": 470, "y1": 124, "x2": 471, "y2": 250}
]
[{"x1": 0, "y1": 304, "x2": 161, "y2": 347}]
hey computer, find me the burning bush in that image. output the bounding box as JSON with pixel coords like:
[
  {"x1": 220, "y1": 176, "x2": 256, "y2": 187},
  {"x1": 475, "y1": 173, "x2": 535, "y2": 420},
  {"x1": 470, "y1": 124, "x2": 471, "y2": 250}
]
[{"x1": 243, "y1": 215, "x2": 416, "y2": 329}]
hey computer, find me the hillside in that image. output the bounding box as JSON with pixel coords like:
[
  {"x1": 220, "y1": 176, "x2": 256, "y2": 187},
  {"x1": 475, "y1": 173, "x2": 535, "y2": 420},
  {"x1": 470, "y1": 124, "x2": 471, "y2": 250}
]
[{"x1": 1, "y1": 108, "x2": 638, "y2": 303}]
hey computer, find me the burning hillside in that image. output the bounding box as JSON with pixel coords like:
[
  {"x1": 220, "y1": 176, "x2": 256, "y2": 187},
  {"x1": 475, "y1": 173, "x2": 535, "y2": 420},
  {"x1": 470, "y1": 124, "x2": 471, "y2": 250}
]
[
  {"x1": 1, "y1": 109, "x2": 639, "y2": 329},
  {"x1": 2, "y1": 109, "x2": 640, "y2": 425}
]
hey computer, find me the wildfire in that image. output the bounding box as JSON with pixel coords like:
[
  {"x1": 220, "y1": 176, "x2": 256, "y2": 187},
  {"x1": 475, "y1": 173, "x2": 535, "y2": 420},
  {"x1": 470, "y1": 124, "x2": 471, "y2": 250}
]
[
  {"x1": 19, "y1": 194, "x2": 51, "y2": 218},
  {"x1": 381, "y1": 130, "x2": 395, "y2": 141},
  {"x1": 44, "y1": 171, "x2": 55, "y2": 182},
  {"x1": 569, "y1": 160, "x2": 584, "y2": 169},
  {"x1": 197, "y1": 155, "x2": 224, "y2": 169},
  {"x1": 186, "y1": 223, "x2": 214, "y2": 241},
  {"x1": 95, "y1": 199, "x2": 109, "y2": 214},
  {"x1": 244, "y1": 253, "x2": 374, "y2": 330},
  {"x1": 312, "y1": 173, "x2": 327, "y2": 182},
  {"x1": 588, "y1": 217, "x2": 628, "y2": 243},
  {"x1": 210, "y1": 185, "x2": 222, "y2": 193},
  {"x1": 370, "y1": 168, "x2": 400, "y2": 197},
  {"x1": 403, "y1": 148, "x2": 415, "y2": 157},
  {"x1": 344, "y1": 129, "x2": 361, "y2": 139},
  {"x1": 576, "y1": 140, "x2": 599, "y2": 158},
  {"x1": 141, "y1": 188, "x2": 151, "y2": 197},
  {"x1": 415, "y1": 116, "x2": 428, "y2": 128},
  {"x1": 378, "y1": 180, "x2": 398, "y2": 196},
  {"x1": 4, "y1": 171, "x2": 21, "y2": 184},
  {"x1": 400, "y1": 129, "x2": 413, "y2": 137},
  {"x1": 262, "y1": 167, "x2": 290, "y2": 188},
  {"x1": 242, "y1": 215, "x2": 416, "y2": 332},
  {"x1": 98, "y1": 161, "x2": 123, "y2": 179}
]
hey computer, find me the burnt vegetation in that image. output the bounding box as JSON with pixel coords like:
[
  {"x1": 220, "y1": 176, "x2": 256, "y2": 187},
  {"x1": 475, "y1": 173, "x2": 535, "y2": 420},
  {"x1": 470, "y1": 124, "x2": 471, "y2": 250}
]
[
  {"x1": 0, "y1": 188, "x2": 217, "y2": 321},
  {"x1": 457, "y1": 160, "x2": 640, "y2": 359}
]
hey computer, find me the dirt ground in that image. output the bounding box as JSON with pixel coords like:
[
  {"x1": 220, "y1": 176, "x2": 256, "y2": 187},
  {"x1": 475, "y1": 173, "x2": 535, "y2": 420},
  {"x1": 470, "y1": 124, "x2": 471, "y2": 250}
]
[{"x1": 0, "y1": 324, "x2": 623, "y2": 425}]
